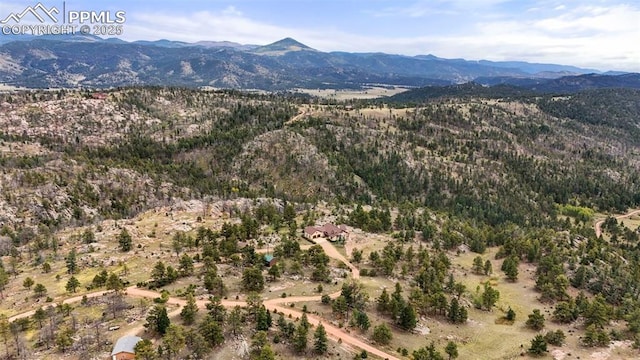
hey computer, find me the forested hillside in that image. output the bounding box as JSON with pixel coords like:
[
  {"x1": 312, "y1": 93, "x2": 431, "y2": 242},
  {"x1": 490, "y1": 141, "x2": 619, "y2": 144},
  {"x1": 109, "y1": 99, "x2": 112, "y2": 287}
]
[
  {"x1": 1, "y1": 87, "x2": 639, "y2": 227},
  {"x1": 2, "y1": 87, "x2": 640, "y2": 359}
]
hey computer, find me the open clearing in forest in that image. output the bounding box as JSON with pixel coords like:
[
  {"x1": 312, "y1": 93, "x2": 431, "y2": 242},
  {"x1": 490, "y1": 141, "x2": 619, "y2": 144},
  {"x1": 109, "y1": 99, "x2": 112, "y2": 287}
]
[{"x1": 294, "y1": 86, "x2": 409, "y2": 100}]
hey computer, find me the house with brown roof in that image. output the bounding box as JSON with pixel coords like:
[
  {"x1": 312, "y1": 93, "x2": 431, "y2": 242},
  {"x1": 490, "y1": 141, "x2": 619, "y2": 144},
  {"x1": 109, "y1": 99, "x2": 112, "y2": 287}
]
[{"x1": 304, "y1": 223, "x2": 349, "y2": 242}]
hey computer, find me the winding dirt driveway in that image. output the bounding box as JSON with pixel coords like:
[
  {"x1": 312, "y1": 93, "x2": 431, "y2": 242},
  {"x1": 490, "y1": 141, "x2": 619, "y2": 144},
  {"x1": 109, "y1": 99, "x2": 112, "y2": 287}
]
[
  {"x1": 7, "y1": 239, "x2": 397, "y2": 360},
  {"x1": 594, "y1": 209, "x2": 640, "y2": 237}
]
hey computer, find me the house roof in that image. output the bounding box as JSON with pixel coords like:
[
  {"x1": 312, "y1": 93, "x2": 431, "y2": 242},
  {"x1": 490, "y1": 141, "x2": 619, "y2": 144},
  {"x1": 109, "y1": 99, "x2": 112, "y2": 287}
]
[
  {"x1": 320, "y1": 223, "x2": 344, "y2": 238},
  {"x1": 304, "y1": 223, "x2": 348, "y2": 238},
  {"x1": 304, "y1": 226, "x2": 322, "y2": 235},
  {"x1": 111, "y1": 335, "x2": 142, "y2": 355}
]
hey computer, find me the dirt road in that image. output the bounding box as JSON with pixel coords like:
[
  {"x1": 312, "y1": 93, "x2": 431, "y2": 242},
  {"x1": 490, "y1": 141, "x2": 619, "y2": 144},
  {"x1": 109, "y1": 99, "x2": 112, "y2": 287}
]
[
  {"x1": 315, "y1": 238, "x2": 360, "y2": 279},
  {"x1": 594, "y1": 209, "x2": 640, "y2": 237},
  {"x1": 7, "y1": 239, "x2": 397, "y2": 359}
]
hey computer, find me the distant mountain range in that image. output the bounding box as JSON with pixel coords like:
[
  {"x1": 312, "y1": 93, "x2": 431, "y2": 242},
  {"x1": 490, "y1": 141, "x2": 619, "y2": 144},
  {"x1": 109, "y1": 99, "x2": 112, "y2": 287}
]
[{"x1": 0, "y1": 34, "x2": 637, "y2": 92}]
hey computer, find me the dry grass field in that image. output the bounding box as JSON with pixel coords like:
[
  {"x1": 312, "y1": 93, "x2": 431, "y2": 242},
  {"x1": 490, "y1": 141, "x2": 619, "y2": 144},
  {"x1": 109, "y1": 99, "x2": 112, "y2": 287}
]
[{"x1": 294, "y1": 86, "x2": 410, "y2": 100}]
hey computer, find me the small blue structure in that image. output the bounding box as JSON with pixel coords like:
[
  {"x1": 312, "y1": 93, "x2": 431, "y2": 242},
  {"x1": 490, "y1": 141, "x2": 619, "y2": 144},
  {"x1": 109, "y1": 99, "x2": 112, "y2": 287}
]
[{"x1": 264, "y1": 254, "x2": 276, "y2": 267}]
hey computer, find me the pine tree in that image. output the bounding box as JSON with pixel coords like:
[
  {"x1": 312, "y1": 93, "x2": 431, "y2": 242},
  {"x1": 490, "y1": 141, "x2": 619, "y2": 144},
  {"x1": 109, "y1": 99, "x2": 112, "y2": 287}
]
[
  {"x1": 445, "y1": 341, "x2": 459, "y2": 360},
  {"x1": 481, "y1": 283, "x2": 500, "y2": 310},
  {"x1": 65, "y1": 248, "x2": 77, "y2": 274},
  {"x1": 22, "y1": 277, "x2": 34, "y2": 290},
  {"x1": 399, "y1": 303, "x2": 417, "y2": 331},
  {"x1": 106, "y1": 272, "x2": 124, "y2": 291},
  {"x1": 292, "y1": 322, "x2": 308, "y2": 354},
  {"x1": 472, "y1": 256, "x2": 484, "y2": 274},
  {"x1": 528, "y1": 335, "x2": 547, "y2": 356},
  {"x1": 353, "y1": 310, "x2": 371, "y2": 331},
  {"x1": 501, "y1": 256, "x2": 519, "y2": 281},
  {"x1": 33, "y1": 283, "x2": 47, "y2": 298},
  {"x1": 163, "y1": 324, "x2": 185, "y2": 360},
  {"x1": 228, "y1": 306, "x2": 244, "y2": 336},
  {"x1": 242, "y1": 267, "x2": 265, "y2": 292},
  {"x1": 526, "y1": 309, "x2": 545, "y2": 331},
  {"x1": 145, "y1": 305, "x2": 171, "y2": 335},
  {"x1": 377, "y1": 288, "x2": 391, "y2": 313},
  {"x1": 134, "y1": 339, "x2": 157, "y2": 360},
  {"x1": 178, "y1": 254, "x2": 194, "y2": 276},
  {"x1": 258, "y1": 344, "x2": 276, "y2": 360},
  {"x1": 65, "y1": 276, "x2": 80, "y2": 293},
  {"x1": 199, "y1": 315, "x2": 224, "y2": 347},
  {"x1": 372, "y1": 323, "x2": 392, "y2": 345},
  {"x1": 483, "y1": 260, "x2": 493, "y2": 275},
  {"x1": 180, "y1": 293, "x2": 198, "y2": 325},
  {"x1": 314, "y1": 323, "x2": 328, "y2": 354},
  {"x1": 56, "y1": 327, "x2": 74, "y2": 353},
  {"x1": 256, "y1": 306, "x2": 270, "y2": 331},
  {"x1": 118, "y1": 228, "x2": 132, "y2": 252}
]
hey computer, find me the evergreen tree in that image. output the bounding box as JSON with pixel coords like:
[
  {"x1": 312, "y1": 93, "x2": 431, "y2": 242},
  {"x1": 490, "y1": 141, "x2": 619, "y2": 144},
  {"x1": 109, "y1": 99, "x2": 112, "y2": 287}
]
[
  {"x1": 228, "y1": 306, "x2": 244, "y2": 336},
  {"x1": 377, "y1": 288, "x2": 391, "y2": 313},
  {"x1": 256, "y1": 306, "x2": 271, "y2": 331},
  {"x1": 134, "y1": 339, "x2": 157, "y2": 360},
  {"x1": 65, "y1": 248, "x2": 77, "y2": 274},
  {"x1": 258, "y1": 344, "x2": 276, "y2": 360},
  {"x1": 55, "y1": 327, "x2": 74, "y2": 353},
  {"x1": 412, "y1": 342, "x2": 444, "y2": 360},
  {"x1": 22, "y1": 277, "x2": 34, "y2": 290},
  {"x1": 118, "y1": 228, "x2": 132, "y2": 252},
  {"x1": 472, "y1": 256, "x2": 484, "y2": 274},
  {"x1": 528, "y1": 335, "x2": 547, "y2": 356},
  {"x1": 292, "y1": 322, "x2": 308, "y2": 354},
  {"x1": 332, "y1": 295, "x2": 348, "y2": 319},
  {"x1": 163, "y1": 324, "x2": 185, "y2": 360},
  {"x1": 314, "y1": 323, "x2": 328, "y2": 354},
  {"x1": 251, "y1": 330, "x2": 269, "y2": 358},
  {"x1": 145, "y1": 305, "x2": 171, "y2": 335},
  {"x1": 481, "y1": 283, "x2": 500, "y2": 310},
  {"x1": 33, "y1": 307, "x2": 46, "y2": 328},
  {"x1": 501, "y1": 256, "x2": 519, "y2": 281},
  {"x1": 178, "y1": 254, "x2": 194, "y2": 276},
  {"x1": 65, "y1": 276, "x2": 80, "y2": 293},
  {"x1": 483, "y1": 260, "x2": 493, "y2": 275},
  {"x1": 242, "y1": 267, "x2": 265, "y2": 292},
  {"x1": 33, "y1": 283, "x2": 47, "y2": 298},
  {"x1": 445, "y1": 341, "x2": 459, "y2": 360},
  {"x1": 372, "y1": 323, "x2": 392, "y2": 345},
  {"x1": 526, "y1": 309, "x2": 545, "y2": 331},
  {"x1": 544, "y1": 330, "x2": 565, "y2": 346},
  {"x1": 180, "y1": 293, "x2": 198, "y2": 325},
  {"x1": 267, "y1": 263, "x2": 281, "y2": 281},
  {"x1": 399, "y1": 303, "x2": 417, "y2": 331},
  {"x1": 353, "y1": 310, "x2": 371, "y2": 331},
  {"x1": 448, "y1": 298, "x2": 468, "y2": 324},
  {"x1": 584, "y1": 295, "x2": 611, "y2": 328},
  {"x1": 199, "y1": 315, "x2": 224, "y2": 347},
  {"x1": 106, "y1": 272, "x2": 124, "y2": 291}
]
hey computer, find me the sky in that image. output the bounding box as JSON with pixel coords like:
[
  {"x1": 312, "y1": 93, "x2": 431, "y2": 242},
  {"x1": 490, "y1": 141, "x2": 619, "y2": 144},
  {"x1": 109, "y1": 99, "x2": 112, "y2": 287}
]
[{"x1": 1, "y1": 0, "x2": 639, "y2": 71}]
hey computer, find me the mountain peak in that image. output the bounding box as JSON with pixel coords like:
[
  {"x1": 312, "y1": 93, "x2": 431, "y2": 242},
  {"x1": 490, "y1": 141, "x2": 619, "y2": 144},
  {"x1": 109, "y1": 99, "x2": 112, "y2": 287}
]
[{"x1": 254, "y1": 37, "x2": 315, "y2": 55}]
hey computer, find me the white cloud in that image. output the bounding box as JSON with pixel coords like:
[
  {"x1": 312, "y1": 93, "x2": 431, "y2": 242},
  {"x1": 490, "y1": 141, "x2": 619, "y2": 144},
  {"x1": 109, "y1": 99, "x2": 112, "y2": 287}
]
[{"x1": 3, "y1": 0, "x2": 636, "y2": 72}]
